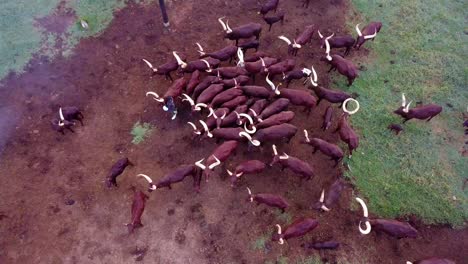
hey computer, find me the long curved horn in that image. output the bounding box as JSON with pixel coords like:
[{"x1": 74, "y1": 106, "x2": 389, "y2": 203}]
[
  {"x1": 195, "y1": 159, "x2": 206, "y2": 170},
  {"x1": 276, "y1": 224, "x2": 284, "y2": 244},
  {"x1": 311, "y1": 66, "x2": 318, "y2": 83},
  {"x1": 342, "y1": 98, "x2": 360, "y2": 115},
  {"x1": 359, "y1": 220, "x2": 372, "y2": 235},
  {"x1": 244, "y1": 122, "x2": 256, "y2": 134},
  {"x1": 319, "y1": 189, "x2": 325, "y2": 203},
  {"x1": 303, "y1": 129, "x2": 311, "y2": 142},
  {"x1": 317, "y1": 30, "x2": 323, "y2": 39},
  {"x1": 260, "y1": 57, "x2": 266, "y2": 68},
  {"x1": 321, "y1": 205, "x2": 330, "y2": 211},
  {"x1": 172, "y1": 51, "x2": 187, "y2": 68},
  {"x1": 266, "y1": 74, "x2": 276, "y2": 91},
  {"x1": 199, "y1": 120, "x2": 213, "y2": 138},
  {"x1": 227, "y1": 169, "x2": 233, "y2": 176},
  {"x1": 208, "y1": 107, "x2": 217, "y2": 118},
  {"x1": 182, "y1": 93, "x2": 195, "y2": 105},
  {"x1": 404, "y1": 101, "x2": 412, "y2": 113},
  {"x1": 226, "y1": 20, "x2": 233, "y2": 33},
  {"x1": 239, "y1": 131, "x2": 261, "y2": 146},
  {"x1": 355, "y1": 23, "x2": 362, "y2": 37},
  {"x1": 272, "y1": 144, "x2": 278, "y2": 156},
  {"x1": 275, "y1": 224, "x2": 282, "y2": 234},
  {"x1": 187, "y1": 122, "x2": 201, "y2": 135},
  {"x1": 218, "y1": 17, "x2": 227, "y2": 31},
  {"x1": 246, "y1": 187, "x2": 253, "y2": 202},
  {"x1": 200, "y1": 59, "x2": 212, "y2": 72},
  {"x1": 220, "y1": 111, "x2": 227, "y2": 119},
  {"x1": 196, "y1": 42, "x2": 205, "y2": 56},
  {"x1": 146, "y1": 92, "x2": 165, "y2": 102},
  {"x1": 239, "y1": 113, "x2": 254, "y2": 125},
  {"x1": 142, "y1": 59, "x2": 156, "y2": 71},
  {"x1": 249, "y1": 109, "x2": 258, "y2": 117},
  {"x1": 325, "y1": 39, "x2": 332, "y2": 61},
  {"x1": 59, "y1": 107, "x2": 65, "y2": 121},
  {"x1": 137, "y1": 174, "x2": 157, "y2": 191},
  {"x1": 364, "y1": 29, "x2": 377, "y2": 39},
  {"x1": 208, "y1": 156, "x2": 221, "y2": 169},
  {"x1": 237, "y1": 48, "x2": 245, "y2": 67},
  {"x1": 401, "y1": 93, "x2": 406, "y2": 107},
  {"x1": 355, "y1": 197, "x2": 369, "y2": 217},
  {"x1": 292, "y1": 40, "x2": 301, "y2": 49},
  {"x1": 234, "y1": 111, "x2": 242, "y2": 125},
  {"x1": 194, "y1": 103, "x2": 207, "y2": 111},
  {"x1": 279, "y1": 153, "x2": 289, "y2": 159},
  {"x1": 278, "y1": 35, "x2": 292, "y2": 45}
]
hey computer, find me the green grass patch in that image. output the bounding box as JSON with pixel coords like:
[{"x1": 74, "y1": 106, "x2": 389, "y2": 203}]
[
  {"x1": 131, "y1": 121, "x2": 153, "y2": 144},
  {"x1": 274, "y1": 210, "x2": 293, "y2": 225},
  {"x1": 251, "y1": 234, "x2": 268, "y2": 251},
  {"x1": 343, "y1": 0, "x2": 468, "y2": 226},
  {"x1": 296, "y1": 256, "x2": 322, "y2": 264}
]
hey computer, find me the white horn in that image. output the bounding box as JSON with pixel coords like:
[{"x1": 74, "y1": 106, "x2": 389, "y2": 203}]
[
  {"x1": 146, "y1": 91, "x2": 165, "y2": 103},
  {"x1": 195, "y1": 159, "x2": 206, "y2": 170},
  {"x1": 244, "y1": 122, "x2": 256, "y2": 134},
  {"x1": 208, "y1": 107, "x2": 217, "y2": 118},
  {"x1": 239, "y1": 113, "x2": 254, "y2": 125},
  {"x1": 364, "y1": 29, "x2": 377, "y2": 39},
  {"x1": 208, "y1": 156, "x2": 221, "y2": 169},
  {"x1": 355, "y1": 23, "x2": 362, "y2": 37},
  {"x1": 246, "y1": 187, "x2": 253, "y2": 202},
  {"x1": 239, "y1": 131, "x2": 260, "y2": 146},
  {"x1": 325, "y1": 39, "x2": 332, "y2": 61},
  {"x1": 194, "y1": 103, "x2": 207, "y2": 111},
  {"x1": 249, "y1": 109, "x2": 258, "y2": 117},
  {"x1": 321, "y1": 205, "x2": 330, "y2": 212},
  {"x1": 218, "y1": 17, "x2": 227, "y2": 31},
  {"x1": 342, "y1": 98, "x2": 360, "y2": 115},
  {"x1": 401, "y1": 93, "x2": 406, "y2": 107},
  {"x1": 199, "y1": 120, "x2": 213, "y2": 138},
  {"x1": 234, "y1": 111, "x2": 242, "y2": 125},
  {"x1": 319, "y1": 189, "x2": 325, "y2": 203},
  {"x1": 227, "y1": 169, "x2": 233, "y2": 176},
  {"x1": 317, "y1": 30, "x2": 323, "y2": 39},
  {"x1": 404, "y1": 101, "x2": 412, "y2": 113},
  {"x1": 355, "y1": 197, "x2": 369, "y2": 217},
  {"x1": 278, "y1": 35, "x2": 292, "y2": 45},
  {"x1": 137, "y1": 174, "x2": 157, "y2": 190},
  {"x1": 266, "y1": 74, "x2": 276, "y2": 91},
  {"x1": 200, "y1": 59, "x2": 212, "y2": 72},
  {"x1": 182, "y1": 93, "x2": 195, "y2": 105},
  {"x1": 237, "y1": 48, "x2": 245, "y2": 67},
  {"x1": 220, "y1": 111, "x2": 227, "y2": 119},
  {"x1": 236, "y1": 172, "x2": 243, "y2": 178},
  {"x1": 311, "y1": 66, "x2": 318, "y2": 83},
  {"x1": 142, "y1": 59, "x2": 156, "y2": 71},
  {"x1": 279, "y1": 153, "x2": 289, "y2": 160},
  {"x1": 292, "y1": 40, "x2": 301, "y2": 49},
  {"x1": 272, "y1": 144, "x2": 278, "y2": 156},
  {"x1": 196, "y1": 42, "x2": 205, "y2": 56},
  {"x1": 172, "y1": 51, "x2": 187, "y2": 68},
  {"x1": 359, "y1": 221, "x2": 372, "y2": 235},
  {"x1": 187, "y1": 122, "x2": 201, "y2": 135},
  {"x1": 226, "y1": 20, "x2": 232, "y2": 33},
  {"x1": 303, "y1": 129, "x2": 311, "y2": 142},
  {"x1": 275, "y1": 224, "x2": 282, "y2": 234},
  {"x1": 59, "y1": 107, "x2": 65, "y2": 121},
  {"x1": 260, "y1": 57, "x2": 266, "y2": 68}
]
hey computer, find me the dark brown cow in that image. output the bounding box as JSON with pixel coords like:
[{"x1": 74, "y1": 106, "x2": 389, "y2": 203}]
[
  {"x1": 106, "y1": 158, "x2": 133, "y2": 188},
  {"x1": 256, "y1": 111, "x2": 294, "y2": 129},
  {"x1": 257, "y1": 98, "x2": 290, "y2": 121},
  {"x1": 238, "y1": 39, "x2": 260, "y2": 53},
  {"x1": 195, "y1": 140, "x2": 238, "y2": 180},
  {"x1": 303, "y1": 131, "x2": 343, "y2": 166},
  {"x1": 301, "y1": 240, "x2": 340, "y2": 250},
  {"x1": 228, "y1": 160, "x2": 266, "y2": 185},
  {"x1": 210, "y1": 88, "x2": 244, "y2": 108},
  {"x1": 318, "y1": 31, "x2": 355, "y2": 56},
  {"x1": 265, "y1": 59, "x2": 295, "y2": 79},
  {"x1": 196, "y1": 84, "x2": 224, "y2": 105},
  {"x1": 211, "y1": 66, "x2": 248, "y2": 79},
  {"x1": 259, "y1": 0, "x2": 279, "y2": 15},
  {"x1": 314, "y1": 179, "x2": 344, "y2": 211},
  {"x1": 221, "y1": 95, "x2": 248, "y2": 109},
  {"x1": 249, "y1": 123, "x2": 298, "y2": 145},
  {"x1": 278, "y1": 25, "x2": 315, "y2": 56},
  {"x1": 311, "y1": 85, "x2": 352, "y2": 106},
  {"x1": 321, "y1": 54, "x2": 359, "y2": 86},
  {"x1": 142, "y1": 55, "x2": 186, "y2": 81},
  {"x1": 220, "y1": 76, "x2": 250, "y2": 87},
  {"x1": 370, "y1": 219, "x2": 418, "y2": 239},
  {"x1": 246, "y1": 187, "x2": 289, "y2": 212},
  {"x1": 394, "y1": 94, "x2": 442, "y2": 123},
  {"x1": 334, "y1": 113, "x2": 359, "y2": 156},
  {"x1": 219, "y1": 18, "x2": 262, "y2": 45},
  {"x1": 198, "y1": 44, "x2": 237, "y2": 62},
  {"x1": 263, "y1": 11, "x2": 284, "y2": 31},
  {"x1": 272, "y1": 218, "x2": 319, "y2": 244},
  {"x1": 186, "y1": 70, "x2": 201, "y2": 95},
  {"x1": 278, "y1": 88, "x2": 317, "y2": 112},
  {"x1": 355, "y1": 22, "x2": 382, "y2": 49},
  {"x1": 270, "y1": 145, "x2": 314, "y2": 180},
  {"x1": 241, "y1": 85, "x2": 272, "y2": 98},
  {"x1": 322, "y1": 106, "x2": 333, "y2": 131}
]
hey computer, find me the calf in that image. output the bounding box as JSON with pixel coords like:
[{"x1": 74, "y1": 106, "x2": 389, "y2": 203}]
[
  {"x1": 196, "y1": 84, "x2": 224, "y2": 105},
  {"x1": 210, "y1": 87, "x2": 244, "y2": 108},
  {"x1": 259, "y1": 0, "x2": 279, "y2": 15},
  {"x1": 197, "y1": 44, "x2": 237, "y2": 62},
  {"x1": 278, "y1": 25, "x2": 315, "y2": 56},
  {"x1": 221, "y1": 95, "x2": 248, "y2": 109},
  {"x1": 388, "y1": 123, "x2": 403, "y2": 135},
  {"x1": 311, "y1": 85, "x2": 352, "y2": 106},
  {"x1": 126, "y1": 189, "x2": 148, "y2": 233},
  {"x1": 142, "y1": 55, "x2": 183, "y2": 81},
  {"x1": 59, "y1": 106, "x2": 84, "y2": 125},
  {"x1": 321, "y1": 54, "x2": 359, "y2": 86},
  {"x1": 257, "y1": 98, "x2": 290, "y2": 121},
  {"x1": 301, "y1": 240, "x2": 340, "y2": 250},
  {"x1": 246, "y1": 187, "x2": 289, "y2": 212},
  {"x1": 322, "y1": 106, "x2": 333, "y2": 131},
  {"x1": 303, "y1": 131, "x2": 343, "y2": 166},
  {"x1": 334, "y1": 114, "x2": 359, "y2": 156},
  {"x1": 219, "y1": 18, "x2": 262, "y2": 45},
  {"x1": 355, "y1": 22, "x2": 382, "y2": 50},
  {"x1": 318, "y1": 31, "x2": 355, "y2": 56},
  {"x1": 186, "y1": 70, "x2": 201, "y2": 96},
  {"x1": 263, "y1": 11, "x2": 285, "y2": 31},
  {"x1": 228, "y1": 160, "x2": 266, "y2": 186},
  {"x1": 256, "y1": 111, "x2": 294, "y2": 129},
  {"x1": 272, "y1": 218, "x2": 319, "y2": 244},
  {"x1": 265, "y1": 59, "x2": 295, "y2": 79},
  {"x1": 241, "y1": 85, "x2": 271, "y2": 98},
  {"x1": 314, "y1": 179, "x2": 344, "y2": 211},
  {"x1": 370, "y1": 219, "x2": 418, "y2": 239},
  {"x1": 270, "y1": 145, "x2": 314, "y2": 180},
  {"x1": 238, "y1": 39, "x2": 260, "y2": 53},
  {"x1": 278, "y1": 88, "x2": 317, "y2": 113},
  {"x1": 211, "y1": 66, "x2": 248, "y2": 79},
  {"x1": 394, "y1": 93, "x2": 442, "y2": 123},
  {"x1": 51, "y1": 118, "x2": 75, "y2": 135},
  {"x1": 195, "y1": 140, "x2": 238, "y2": 180},
  {"x1": 106, "y1": 158, "x2": 133, "y2": 188},
  {"x1": 407, "y1": 258, "x2": 455, "y2": 264},
  {"x1": 138, "y1": 165, "x2": 201, "y2": 191}
]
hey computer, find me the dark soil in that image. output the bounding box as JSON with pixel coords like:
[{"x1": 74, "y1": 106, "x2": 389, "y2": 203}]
[{"x1": 0, "y1": 0, "x2": 466, "y2": 263}]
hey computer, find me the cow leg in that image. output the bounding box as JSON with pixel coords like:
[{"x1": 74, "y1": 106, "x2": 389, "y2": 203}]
[
  {"x1": 167, "y1": 73, "x2": 174, "y2": 82},
  {"x1": 312, "y1": 148, "x2": 317, "y2": 154},
  {"x1": 316, "y1": 98, "x2": 322, "y2": 106},
  {"x1": 67, "y1": 127, "x2": 75, "y2": 133},
  {"x1": 269, "y1": 24, "x2": 272, "y2": 31},
  {"x1": 327, "y1": 66, "x2": 335, "y2": 73},
  {"x1": 229, "y1": 56, "x2": 233, "y2": 63},
  {"x1": 427, "y1": 116, "x2": 435, "y2": 122},
  {"x1": 402, "y1": 118, "x2": 409, "y2": 124},
  {"x1": 347, "y1": 78, "x2": 354, "y2": 87},
  {"x1": 235, "y1": 39, "x2": 239, "y2": 45}
]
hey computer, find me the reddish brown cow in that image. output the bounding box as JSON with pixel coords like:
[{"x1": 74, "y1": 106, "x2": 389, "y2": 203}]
[
  {"x1": 246, "y1": 187, "x2": 289, "y2": 212},
  {"x1": 334, "y1": 114, "x2": 359, "y2": 156},
  {"x1": 278, "y1": 88, "x2": 317, "y2": 112},
  {"x1": 227, "y1": 160, "x2": 266, "y2": 185},
  {"x1": 256, "y1": 111, "x2": 294, "y2": 129},
  {"x1": 126, "y1": 189, "x2": 148, "y2": 233},
  {"x1": 272, "y1": 218, "x2": 319, "y2": 244},
  {"x1": 106, "y1": 158, "x2": 133, "y2": 188},
  {"x1": 321, "y1": 54, "x2": 359, "y2": 86},
  {"x1": 270, "y1": 145, "x2": 314, "y2": 180},
  {"x1": 355, "y1": 22, "x2": 382, "y2": 49}
]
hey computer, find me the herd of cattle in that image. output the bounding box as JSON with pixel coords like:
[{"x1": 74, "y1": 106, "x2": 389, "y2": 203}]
[{"x1": 50, "y1": 1, "x2": 452, "y2": 263}]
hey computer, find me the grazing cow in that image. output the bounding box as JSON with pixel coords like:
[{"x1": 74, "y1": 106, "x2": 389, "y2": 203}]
[
  {"x1": 257, "y1": 98, "x2": 290, "y2": 121},
  {"x1": 355, "y1": 22, "x2": 382, "y2": 50},
  {"x1": 126, "y1": 189, "x2": 148, "y2": 233},
  {"x1": 394, "y1": 93, "x2": 442, "y2": 123},
  {"x1": 277, "y1": 88, "x2": 317, "y2": 113},
  {"x1": 246, "y1": 187, "x2": 289, "y2": 212},
  {"x1": 303, "y1": 130, "x2": 343, "y2": 166},
  {"x1": 388, "y1": 123, "x2": 403, "y2": 135},
  {"x1": 334, "y1": 113, "x2": 359, "y2": 156},
  {"x1": 263, "y1": 11, "x2": 285, "y2": 31},
  {"x1": 59, "y1": 106, "x2": 84, "y2": 125},
  {"x1": 370, "y1": 219, "x2": 418, "y2": 239},
  {"x1": 197, "y1": 44, "x2": 237, "y2": 62},
  {"x1": 313, "y1": 179, "x2": 344, "y2": 211},
  {"x1": 270, "y1": 145, "x2": 314, "y2": 180},
  {"x1": 322, "y1": 106, "x2": 333, "y2": 131},
  {"x1": 140, "y1": 165, "x2": 201, "y2": 192},
  {"x1": 195, "y1": 140, "x2": 238, "y2": 180},
  {"x1": 407, "y1": 258, "x2": 455, "y2": 264},
  {"x1": 301, "y1": 240, "x2": 340, "y2": 250},
  {"x1": 321, "y1": 54, "x2": 359, "y2": 86},
  {"x1": 259, "y1": 0, "x2": 279, "y2": 15},
  {"x1": 311, "y1": 85, "x2": 352, "y2": 106},
  {"x1": 219, "y1": 18, "x2": 262, "y2": 45},
  {"x1": 318, "y1": 31, "x2": 355, "y2": 56},
  {"x1": 278, "y1": 25, "x2": 315, "y2": 56},
  {"x1": 228, "y1": 160, "x2": 266, "y2": 186},
  {"x1": 51, "y1": 118, "x2": 75, "y2": 135},
  {"x1": 272, "y1": 218, "x2": 319, "y2": 244},
  {"x1": 106, "y1": 158, "x2": 133, "y2": 188},
  {"x1": 256, "y1": 111, "x2": 294, "y2": 129}
]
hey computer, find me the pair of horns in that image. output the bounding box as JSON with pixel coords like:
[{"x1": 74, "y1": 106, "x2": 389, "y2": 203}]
[
  {"x1": 356, "y1": 197, "x2": 371, "y2": 235},
  {"x1": 218, "y1": 17, "x2": 233, "y2": 33},
  {"x1": 355, "y1": 24, "x2": 377, "y2": 39}
]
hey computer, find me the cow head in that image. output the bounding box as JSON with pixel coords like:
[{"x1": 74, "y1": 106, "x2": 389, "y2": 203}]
[
  {"x1": 393, "y1": 93, "x2": 412, "y2": 118},
  {"x1": 355, "y1": 22, "x2": 381, "y2": 49}
]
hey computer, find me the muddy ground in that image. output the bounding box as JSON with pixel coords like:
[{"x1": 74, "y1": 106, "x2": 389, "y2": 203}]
[{"x1": 0, "y1": 0, "x2": 466, "y2": 263}]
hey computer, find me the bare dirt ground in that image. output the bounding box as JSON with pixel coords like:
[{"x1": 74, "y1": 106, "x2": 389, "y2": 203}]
[{"x1": 0, "y1": 0, "x2": 466, "y2": 263}]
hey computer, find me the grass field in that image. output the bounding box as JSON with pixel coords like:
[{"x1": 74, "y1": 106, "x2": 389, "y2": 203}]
[{"x1": 343, "y1": 0, "x2": 468, "y2": 226}]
